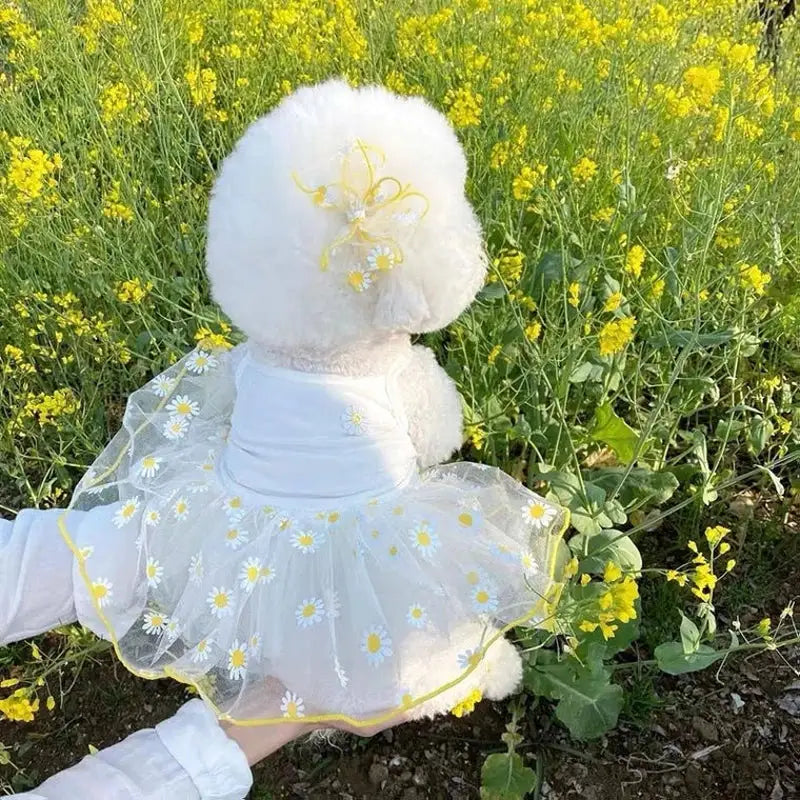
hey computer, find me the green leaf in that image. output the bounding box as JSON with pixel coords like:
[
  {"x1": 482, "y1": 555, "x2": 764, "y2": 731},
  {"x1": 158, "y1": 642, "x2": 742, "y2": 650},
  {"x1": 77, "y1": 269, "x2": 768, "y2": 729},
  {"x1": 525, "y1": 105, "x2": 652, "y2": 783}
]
[
  {"x1": 532, "y1": 251, "x2": 567, "y2": 286},
  {"x1": 654, "y1": 642, "x2": 723, "y2": 675},
  {"x1": 587, "y1": 467, "x2": 679, "y2": 508},
  {"x1": 649, "y1": 328, "x2": 736, "y2": 350},
  {"x1": 477, "y1": 283, "x2": 507, "y2": 302},
  {"x1": 569, "y1": 360, "x2": 603, "y2": 384},
  {"x1": 590, "y1": 403, "x2": 640, "y2": 464},
  {"x1": 679, "y1": 612, "x2": 701, "y2": 655},
  {"x1": 480, "y1": 753, "x2": 537, "y2": 800},
  {"x1": 555, "y1": 679, "x2": 624, "y2": 740},
  {"x1": 568, "y1": 530, "x2": 642, "y2": 574},
  {"x1": 747, "y1": 416, "x2": 773, "y2": 455},
  {"x1": 525, "y1": 663, "x2": 623, "y2": 739}
]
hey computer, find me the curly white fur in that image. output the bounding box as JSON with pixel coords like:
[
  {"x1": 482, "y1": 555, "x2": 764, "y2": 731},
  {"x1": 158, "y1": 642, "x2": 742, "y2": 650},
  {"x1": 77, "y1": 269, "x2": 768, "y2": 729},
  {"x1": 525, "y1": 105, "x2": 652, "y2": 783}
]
[
  {"x1": 204, "y1": 79, "x2": 526, "y2": 722},
  {"x1": 206, "y1": 78, "x2": 487, "y2": 354},
  {"x1": 397, "y1": 345, "x2": 463, "y2": 467}
]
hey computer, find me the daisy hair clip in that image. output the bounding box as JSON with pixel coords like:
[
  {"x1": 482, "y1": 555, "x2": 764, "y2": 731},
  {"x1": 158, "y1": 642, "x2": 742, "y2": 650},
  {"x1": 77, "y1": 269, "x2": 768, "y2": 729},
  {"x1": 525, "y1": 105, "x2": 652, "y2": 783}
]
[{"x1": 292, "y1": 139, "x2": 430, "y2": 292}]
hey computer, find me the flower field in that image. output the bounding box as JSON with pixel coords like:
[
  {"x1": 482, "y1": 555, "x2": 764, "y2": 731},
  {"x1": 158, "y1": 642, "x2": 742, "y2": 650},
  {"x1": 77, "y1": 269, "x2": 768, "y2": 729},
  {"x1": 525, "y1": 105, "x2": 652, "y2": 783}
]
[{"x1": 1, "y1": 0, "x2": 799, "y2": 795}]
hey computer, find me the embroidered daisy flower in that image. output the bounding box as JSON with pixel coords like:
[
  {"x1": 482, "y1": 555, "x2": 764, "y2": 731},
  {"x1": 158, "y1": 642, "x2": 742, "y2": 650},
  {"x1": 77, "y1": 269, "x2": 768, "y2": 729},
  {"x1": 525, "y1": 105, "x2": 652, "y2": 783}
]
[
  {"x1": 91, "y1": 578, "x2": 113, "y2": 608},
  {"x1": 226, "y1": 640, "x2": 248, "y2": 680},
  {"x1": 367, "y1": 244, "x2": 396, "y2": 272},
  {"x1": 144, "y1": 509, "x2": 161, "y2": 527},
  {"x1": 488, "y1": 541, "x2": 517, "y2": 564},
  {"x1": 150, "y1": 375, "x2": 176, "y2": 397},
  {"x1": 113, "y1": 497, "x2": 140, "y2": 528},
  {"x1": 142, "y1": 610, "x2": 168, "y2": 634},
  {"x1": 186, "y1": 350, "x2": 218, "y2": 374},
  {"x1": 224, "y1": 527, "x2": 250, "y2": 550},
  {"x1": 165, "y1": 618, "x2": 181, "y2": 641},
  {"x1": 397, "y1": 689, "x2": 414, "y2": 708},
  {"x1": 472, "y1": 584, "x2": 499, "y2": 614},
  {"x1": 347, "y1": 267, "x2": 374, "y2": 293},
  {"x1": 187, "y1": 481, "x2": 209, "y2": 494},
  {"x1": 190, "y1": 637, "x2": 214, "y2": 663},
  {"x1": 465, "y1": 568, "x2": 489, "y2": 587},
  {"x1": 248, "y1": 633, "x2": 261, "y2": 660},
  {"x1": 188, "y1": 553, "x2": 204, "y2": 584},
  {"x1": 521, "y1": 500, "x2": 558, "y2": 530},
  {"x1": 291, "y1": 529, "x2": 324, "y2": 554},
  {"x1": 139, "y1": 455, "x2": 162, "y2": 478},
  {"x1": 277, "y1": 515, "x2": 293, "y2": 531},
  {"x1": 173, "y1": 497, "x2": 190, "y2": 520},
  {"x1": 296, "y1": 598, "x2": 325, "y2": 628},
  {"x1": 409, "y1": 522, "x2": 440, "y2": 558},
  {"x1": 166, "y1": 394, "x2": 200, "y2": 418},
  {"x1": 207, "y1": 586, "x2": 233, "y2": 618},
  {"x1": 457, "y1": 648, "x2": 483, "y2": 670},
  {"x1": 259, "y1": 564, "x2": 276, "y2": 583},
  {"x1": 78, "y1": 545, "x2": 94, "y2": 560},
  {"x1": 361, "y1": 625, "x2": 393, "y2": 666},
  {"x1": 341, "y1": 405, "x2": 368, "y2": 435},
  {"x1": 456, "y1": 509, "x2": 482, "y2": 530},
  {"x1": 145, "y1": 558, "x2": 163, "y2": 587},
  {"x1": 280, "y1": 691, "x2": 305, "y2": 718},
  {"x1": 222, "y1": 495, "x2": 245, "y2": 519},
  {"x1": 520, "y1": 551, "x2": 540, "y2": 575},
  {"x1": 239, "y1": 557, "x2": 265, "y2": 591},
  {"x1": 163, "y1": 417, "x2": 189, "y2": 440},
  {"x1": 407, "y1": 603, "x2": 427, "y2": 628}
]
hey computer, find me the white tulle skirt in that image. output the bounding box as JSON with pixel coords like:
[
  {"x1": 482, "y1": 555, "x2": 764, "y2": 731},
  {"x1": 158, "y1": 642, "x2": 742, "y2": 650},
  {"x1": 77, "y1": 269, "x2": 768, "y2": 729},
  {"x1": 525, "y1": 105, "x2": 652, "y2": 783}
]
[{"x1": 58, "y1": 345, "x2": 569, "y2": 726}]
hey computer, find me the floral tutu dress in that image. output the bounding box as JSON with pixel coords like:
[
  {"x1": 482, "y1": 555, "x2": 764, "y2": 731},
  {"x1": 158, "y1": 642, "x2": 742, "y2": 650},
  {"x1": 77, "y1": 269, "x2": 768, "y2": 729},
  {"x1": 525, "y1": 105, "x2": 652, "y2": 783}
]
[{"x1": 58, "y1": 342, "x2": 568, "y2": 725}]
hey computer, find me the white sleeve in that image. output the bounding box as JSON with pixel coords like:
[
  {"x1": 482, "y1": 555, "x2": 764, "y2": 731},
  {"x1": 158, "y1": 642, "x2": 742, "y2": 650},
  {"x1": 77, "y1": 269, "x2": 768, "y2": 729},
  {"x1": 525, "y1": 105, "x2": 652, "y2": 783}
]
[
  {"x1": 0, "y1": 508, "x2": 78, "y2": 644},
  {"x1": 9, "y1": 699, "x2": 253, "y2": 800}
]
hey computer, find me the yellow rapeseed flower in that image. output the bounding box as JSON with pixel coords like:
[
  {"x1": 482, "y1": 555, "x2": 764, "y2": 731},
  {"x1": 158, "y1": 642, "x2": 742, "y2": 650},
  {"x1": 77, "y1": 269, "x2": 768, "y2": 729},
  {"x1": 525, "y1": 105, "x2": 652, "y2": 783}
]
[
  {"x1": 115, "y1": 277, "x2": 153, "y2": 304},
  {"x1": 490, "y1": 249, "x2": 525, "y2": 284},
  {"x1": 624, "y1": 245, "x2": 645, "y2": 278},
  {"x1": 444, "y1": 85, "x2": 482, "y2": 128},
  {"x1": 598, "y1": 316, "x2": 636, "y2": 356},
  {"x1": 571, "y1": 156, "x2": 598, "y2": 184},
  {"x1": 704, "y1": 525, "x2": 730, "y2": 547},
  {"x1": 739, "y1": 263, "x2": 771, "y2": 295},
  {"x1": 0, "y1": 688, "x2": 39, "y2": 722},
  {"x1": 450, "y1": 688, "x2": 482, "y2": 717},
  {"x1": 603, "y1": 292, "x2": 623, "y2": 313},
  {"x1": 683, "y1": 64, "x2": 722, "y2": 108},
  {"x1": 524, "y1": 321, "x2": 542, "y2": 342},
  {"x1": 568, "y1": 282, "x2": 581, "y2": 308}
]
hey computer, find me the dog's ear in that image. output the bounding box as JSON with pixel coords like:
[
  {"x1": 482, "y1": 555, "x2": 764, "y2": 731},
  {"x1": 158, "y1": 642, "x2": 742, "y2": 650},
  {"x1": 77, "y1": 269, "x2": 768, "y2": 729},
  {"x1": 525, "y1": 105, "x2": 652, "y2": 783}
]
[{"x1": 372, "y1": 273, "x2": 431, "y2": 331}]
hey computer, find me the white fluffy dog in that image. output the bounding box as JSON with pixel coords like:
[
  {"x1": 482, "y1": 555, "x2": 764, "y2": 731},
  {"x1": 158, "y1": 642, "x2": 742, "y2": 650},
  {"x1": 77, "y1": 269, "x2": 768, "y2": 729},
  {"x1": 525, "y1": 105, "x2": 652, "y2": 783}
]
[{"x1": 206, "y1": 79, "x2": 523, "y2": 719}]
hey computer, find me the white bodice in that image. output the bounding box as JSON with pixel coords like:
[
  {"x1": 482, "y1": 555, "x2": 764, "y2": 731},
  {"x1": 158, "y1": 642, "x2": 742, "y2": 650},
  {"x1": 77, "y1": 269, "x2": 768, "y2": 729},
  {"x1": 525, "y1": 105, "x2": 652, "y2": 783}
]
[{"x1": 217, "y1": 346, "x2": 418, "y2": 506}]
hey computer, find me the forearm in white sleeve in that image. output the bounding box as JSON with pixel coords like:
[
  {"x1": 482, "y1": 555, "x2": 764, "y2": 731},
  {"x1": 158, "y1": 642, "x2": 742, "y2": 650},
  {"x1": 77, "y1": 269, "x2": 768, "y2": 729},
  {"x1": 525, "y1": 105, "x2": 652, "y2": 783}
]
[
  {"x1": 9, "y1": 699, "x2": 253, "y2": 800},
  {"x1": 0, "y1": 508, "x2": 79, "y2": 644}
]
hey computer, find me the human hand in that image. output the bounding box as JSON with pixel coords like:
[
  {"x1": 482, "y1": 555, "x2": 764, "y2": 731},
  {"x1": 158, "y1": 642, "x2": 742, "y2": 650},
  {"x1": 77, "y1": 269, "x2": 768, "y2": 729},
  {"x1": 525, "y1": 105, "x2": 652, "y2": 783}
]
[{"x1": 221, "y1": 712, "x2": 407, "y2": 765}]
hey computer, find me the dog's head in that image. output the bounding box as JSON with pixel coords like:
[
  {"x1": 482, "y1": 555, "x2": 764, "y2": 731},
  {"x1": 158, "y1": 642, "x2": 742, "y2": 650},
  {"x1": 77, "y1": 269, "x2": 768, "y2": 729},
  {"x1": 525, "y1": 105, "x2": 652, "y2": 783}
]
[{"x1": 206, "y1": 79, "x2": 486, "y2": 353}]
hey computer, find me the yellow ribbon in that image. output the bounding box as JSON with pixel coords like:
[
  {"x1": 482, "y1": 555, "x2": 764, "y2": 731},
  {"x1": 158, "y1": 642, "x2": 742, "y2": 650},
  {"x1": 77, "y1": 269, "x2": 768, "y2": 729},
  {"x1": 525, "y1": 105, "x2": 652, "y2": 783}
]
[{"x1": 292, "y1": 138, "x2": 430, "y2": 289}]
